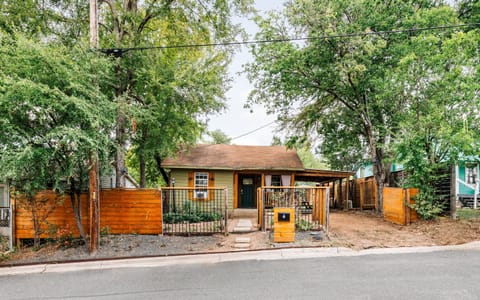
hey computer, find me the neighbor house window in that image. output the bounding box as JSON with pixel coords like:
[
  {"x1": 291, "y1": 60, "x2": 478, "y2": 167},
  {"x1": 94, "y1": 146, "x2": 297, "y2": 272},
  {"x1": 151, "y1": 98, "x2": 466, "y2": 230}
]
[
  {"x1": 466, "y1": 166, "x2": 478, "y2": 184},
  {"x1": 194, "y1": 172, "x2": 209, "y2": 199},
  {"x1": 0, "y1": 186, "x2": 6, "y2": 207}
]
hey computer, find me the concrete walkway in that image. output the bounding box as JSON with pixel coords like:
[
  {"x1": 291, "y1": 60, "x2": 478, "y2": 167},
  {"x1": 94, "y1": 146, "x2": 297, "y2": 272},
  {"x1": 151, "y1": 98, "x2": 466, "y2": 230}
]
[{"x1": 1, "y1": 241, "x2": 479, "y2": 277}]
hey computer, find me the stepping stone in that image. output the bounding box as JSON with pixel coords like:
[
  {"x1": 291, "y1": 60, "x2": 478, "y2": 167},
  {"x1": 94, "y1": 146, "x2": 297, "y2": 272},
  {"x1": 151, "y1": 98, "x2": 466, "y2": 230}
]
[
  {"x1": 235, "y1": 237, "x2": 251, "y2": 244},
  {"x1": 236, "y1": 219, "x2": 252, "y2": 227},
  {"x1": 233, "y1": 243, "x2": 250, "y2": 249},
  {"x1": 233, "y1": 227, "x2": 253, "y2": 233}
]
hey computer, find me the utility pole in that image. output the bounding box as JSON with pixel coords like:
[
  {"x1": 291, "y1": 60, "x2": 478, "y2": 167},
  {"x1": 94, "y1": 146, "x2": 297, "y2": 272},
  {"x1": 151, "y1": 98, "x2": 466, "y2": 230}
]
[{"x1": 89, "y1": 0, "x2": 100, "y2": 254}]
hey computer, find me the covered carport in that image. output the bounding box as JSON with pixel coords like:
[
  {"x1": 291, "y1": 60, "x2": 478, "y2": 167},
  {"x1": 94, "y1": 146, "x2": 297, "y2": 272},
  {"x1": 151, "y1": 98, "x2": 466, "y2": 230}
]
[{"x1": 295, "y1": 169, "x2": 354, "y2": 209}]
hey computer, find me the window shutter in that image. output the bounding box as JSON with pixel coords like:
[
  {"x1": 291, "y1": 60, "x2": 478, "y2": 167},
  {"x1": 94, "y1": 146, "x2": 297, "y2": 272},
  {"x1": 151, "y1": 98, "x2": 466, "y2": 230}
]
[
  {"x1": 208, "y1": 172, "x2": 215, "y2": 200},
  {"x1": 188, "y1": 171, "x2": 194, "y2": 199}
]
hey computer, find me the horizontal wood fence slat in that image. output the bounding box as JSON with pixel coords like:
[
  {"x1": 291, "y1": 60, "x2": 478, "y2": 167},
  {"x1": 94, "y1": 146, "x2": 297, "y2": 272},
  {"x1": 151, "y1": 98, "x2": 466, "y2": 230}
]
[
  {"x1": 14, "y1": 189, "x2": 162, "y2": 240},
  {"x1": 383, "y1": 187, "x2": 418, "y2": 225}
]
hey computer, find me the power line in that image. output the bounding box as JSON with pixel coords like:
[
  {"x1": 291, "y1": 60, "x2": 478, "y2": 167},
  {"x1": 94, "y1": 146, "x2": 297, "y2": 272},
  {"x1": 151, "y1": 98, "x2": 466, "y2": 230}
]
[
  {"x1": 98, "y1": 23, "x2": 480, "y2": 55},
  {"x1": 230, "y1": 121, "x2": 276, "y2": 141}
]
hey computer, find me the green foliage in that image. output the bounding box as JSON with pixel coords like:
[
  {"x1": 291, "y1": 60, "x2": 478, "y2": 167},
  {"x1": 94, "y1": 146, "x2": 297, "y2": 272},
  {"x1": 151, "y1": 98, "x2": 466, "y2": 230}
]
[
  {"x1": 247, "y1": 0, "x2": 425, "y2": 208},
  {"x1": 295, "y1": 219, "x2": 313, "y2": 231},
  {"x1": 247, "y1": 0, "x2": 480, "y2": 214},
  {"x1": 206, "y1": 129, "x2": 232, "y2": 144},
  {"x1": 411, "y1": 190, "x2": 445, "y2": 220},
  {"x1": 163, "y1": 202, "x2": 222, "y2": 224},
  {"x1": 296, "y1": 147, "x2": 329, "y2": 170},
  {"x1": 456, "y1": 208, "x2": 480, "y2": 220},
  {"x1": 0, "y1": 32, "x2": 114, "y2": 192},
  {"x1": 392, "y1": 7, "x2": 480, "y2": 219},
  {"x1": 100, "y1": 226, "x2": 111, "y2": 236}
]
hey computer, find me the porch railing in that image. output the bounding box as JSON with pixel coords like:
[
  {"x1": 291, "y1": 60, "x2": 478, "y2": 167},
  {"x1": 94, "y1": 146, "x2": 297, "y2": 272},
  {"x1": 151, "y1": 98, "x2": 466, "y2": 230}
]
[
  {"x1": 0, "y1": 207, "x2": 9, "y2": 227},
  {"x1": 257, "y1": 186, "x2": 329, "y2": 234},
  {"x1": 160, "y1": 187, "x2": 228, "y2": 235}
]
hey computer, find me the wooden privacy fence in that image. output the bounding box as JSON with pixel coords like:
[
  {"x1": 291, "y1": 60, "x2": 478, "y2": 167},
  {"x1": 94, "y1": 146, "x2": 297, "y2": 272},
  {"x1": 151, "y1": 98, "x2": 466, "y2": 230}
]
[
  {"x1": 383, "y1": 187, "x2": 418, "y2": 225},
  {"x1": 13, "y1": 187, "x2": 229, "y2": 243},
  {"x1": 101, "y1": 189, "x2": 162, "y2": 234},
  {"x1": 257, "y1": 186, "x2": 329, "y2": 233},
  {"x1": 357, "y1": 177, "x2": 377, "y2": 210},
  {"x1": 14, "y1": 189, "x2": 162, "y2": 242}
]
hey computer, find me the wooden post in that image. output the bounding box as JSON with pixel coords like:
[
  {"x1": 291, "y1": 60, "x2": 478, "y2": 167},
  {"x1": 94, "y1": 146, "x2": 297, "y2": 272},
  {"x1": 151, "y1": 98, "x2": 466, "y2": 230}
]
[
  {"x1": 10, "y1": 190, "x2": 15, "y2": 250},
  {"x1": 89, "y1": 0, "x2": 100, "y2": 254},
  {"x1": 345, "y1": 176, "x2": 350, "y2": 210},
  {"x1": 450, "y1": 165, "x2": 457, "y2": 219},
  {"x1": 89, "y1": 154, "x2": 100, "y2": 254}
]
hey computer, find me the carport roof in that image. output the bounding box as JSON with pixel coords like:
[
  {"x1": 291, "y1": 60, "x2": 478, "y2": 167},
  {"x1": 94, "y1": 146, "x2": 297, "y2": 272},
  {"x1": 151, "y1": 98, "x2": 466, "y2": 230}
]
[{"x1": 295, "y1": 169, "x2": 354, "y2": 183}]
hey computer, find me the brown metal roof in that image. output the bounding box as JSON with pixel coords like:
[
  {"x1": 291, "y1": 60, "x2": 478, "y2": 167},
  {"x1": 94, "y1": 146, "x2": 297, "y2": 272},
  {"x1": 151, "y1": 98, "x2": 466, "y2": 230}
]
[{"x1": 161, "y1": 144, "x2": 305, "y2": 171}]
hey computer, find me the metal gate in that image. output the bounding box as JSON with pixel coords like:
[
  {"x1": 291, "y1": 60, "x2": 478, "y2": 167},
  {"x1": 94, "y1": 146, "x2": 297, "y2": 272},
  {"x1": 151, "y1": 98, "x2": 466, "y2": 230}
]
[{"x1": 161, "y1": 187, "x2": 228, "y2": 235}]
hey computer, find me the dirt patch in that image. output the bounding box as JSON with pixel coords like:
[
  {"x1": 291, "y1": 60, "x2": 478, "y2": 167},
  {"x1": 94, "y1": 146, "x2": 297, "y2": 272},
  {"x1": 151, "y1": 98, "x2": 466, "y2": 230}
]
[
  {"x1": 327, "y1": 210, "x2": 480, "y2": 250},
  {"x1": 1, "y1": 210, "x2": 479, "y2": 265}
]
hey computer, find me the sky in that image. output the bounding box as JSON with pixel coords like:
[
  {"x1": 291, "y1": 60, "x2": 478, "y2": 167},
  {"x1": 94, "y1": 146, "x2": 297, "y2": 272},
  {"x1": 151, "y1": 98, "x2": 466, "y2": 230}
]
[{"x1": 206, "y1": 1, "x2": 287, "y2": 146}]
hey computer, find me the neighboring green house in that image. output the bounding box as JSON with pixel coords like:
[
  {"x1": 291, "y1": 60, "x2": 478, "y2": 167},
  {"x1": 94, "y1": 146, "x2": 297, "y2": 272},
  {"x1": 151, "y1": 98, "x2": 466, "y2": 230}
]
[
  {"x1": 456, "y1": 162, "x2": 479, "y2": 207},
  {"x1": 354, "y1": 161, "x2": 479, "y2": 208},
  {"x1": 161, "y1": 144, "x2": 352, "y2": 212},
  {"x1": 355, "y1": 162, "x2": 404, "y2": 179}
]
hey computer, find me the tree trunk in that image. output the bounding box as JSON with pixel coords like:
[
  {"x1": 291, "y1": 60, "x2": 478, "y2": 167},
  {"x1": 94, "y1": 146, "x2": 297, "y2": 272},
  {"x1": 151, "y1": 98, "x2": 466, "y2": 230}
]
[
  {"x1": 31, "y1": 200, "x2": 40, "y2": 249},
  {"x1": 372, "y1": 154, "x2": 386, "y2": 214},
  {"x1": 364, "y1": 117, "x2": 386, "y2": 214},
  {"x1": 115, "y1": 108, "x2": 127, "y2": 188},
  {"x1": 69, "y1": 178, "x2": 86, "y2": 242},
  {"x1": 154, "y1": 154, "x2": 170, "y2": 184},
  {"x1": 139, "y1": 151, "x2": 146, "y2": 188}
]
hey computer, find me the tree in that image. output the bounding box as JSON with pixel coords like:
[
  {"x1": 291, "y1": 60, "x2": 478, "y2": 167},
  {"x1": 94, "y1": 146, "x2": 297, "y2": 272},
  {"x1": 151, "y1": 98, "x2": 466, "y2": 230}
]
[
  {"x1": 247, "y1": 0, "x2": 439, "y2": 212},
  {"x1": 207, "y1": 129, "x2": 232, "y2": 144},
  {"x1": 1, "y1": 1, "x2": 253, "y2": 188},
  {"x1": 458, "y1": 0, "x2": 480, "y2": 25},
  {"x1": 0, "y1": 32, "x2": 114, "y2": 242},
  {"x1": 95, "y1": 0, "x2": 253, "y2": 187},
  {"x1": 392, "y1": 7, "x2": 480, "y2": 218}
]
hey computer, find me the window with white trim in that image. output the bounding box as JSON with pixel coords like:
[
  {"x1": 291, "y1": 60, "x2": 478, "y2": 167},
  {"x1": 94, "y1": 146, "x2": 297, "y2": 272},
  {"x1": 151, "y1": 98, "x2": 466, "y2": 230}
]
[
  {"x1": 466, "y1": 166, "x2": 478, "y2": 184},
  {"x1": 194, "y1": 172, "x2": 209, "y2": 199},
  {"x1": 0, "y1": 185, "x2": 6, "y2": 207}
]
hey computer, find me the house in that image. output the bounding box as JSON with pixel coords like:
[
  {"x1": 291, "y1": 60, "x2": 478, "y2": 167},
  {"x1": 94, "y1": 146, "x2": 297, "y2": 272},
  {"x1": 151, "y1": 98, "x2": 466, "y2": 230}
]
[
  {"x1": 354, "y1": 160, "x2": 480, "y2": 209},
  {"x1": 456, "y1": 162, "x2": 479, "y2": 207},
  {"x1": 161, "y1": 144, "x2": 352, "y2": 212},
  {"x1": 100, "y1": 167, "x2": 139, "y2": 189}
]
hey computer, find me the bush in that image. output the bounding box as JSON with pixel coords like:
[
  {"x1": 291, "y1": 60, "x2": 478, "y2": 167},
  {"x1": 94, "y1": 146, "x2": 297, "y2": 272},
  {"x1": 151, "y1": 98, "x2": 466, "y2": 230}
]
[
  {"x1": 296, "y1": 219, "x2": 313, "y2": 231},
  {"x1": 411, "y1": 190, "x2": 445, "y2": 220},
  {"x1": 163, "y1": 202, "x2": 223, "y2": 224}
]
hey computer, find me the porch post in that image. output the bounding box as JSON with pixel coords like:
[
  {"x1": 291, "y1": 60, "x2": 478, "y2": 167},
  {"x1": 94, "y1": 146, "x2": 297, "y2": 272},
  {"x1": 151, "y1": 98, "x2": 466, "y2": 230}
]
[
  {"x1": 450, "y1": 165, "x2": 457, "y2": 219},
  {"x1": 8, "y1": 185, "x2": 13, "y2": 251}
]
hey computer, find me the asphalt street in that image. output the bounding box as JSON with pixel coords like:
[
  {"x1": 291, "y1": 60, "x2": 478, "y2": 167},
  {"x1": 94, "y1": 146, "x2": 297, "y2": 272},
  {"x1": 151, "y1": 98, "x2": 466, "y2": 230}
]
[{"x1": 1, "y1": 246, "x2": 480, "y2": 299}]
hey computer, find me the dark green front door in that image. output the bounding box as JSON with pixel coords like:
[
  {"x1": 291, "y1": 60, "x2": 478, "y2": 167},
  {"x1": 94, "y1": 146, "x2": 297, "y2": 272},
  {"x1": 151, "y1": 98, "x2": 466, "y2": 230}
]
[{"x1": 240, "y1": 177, "x2": 255, "y2": 208}]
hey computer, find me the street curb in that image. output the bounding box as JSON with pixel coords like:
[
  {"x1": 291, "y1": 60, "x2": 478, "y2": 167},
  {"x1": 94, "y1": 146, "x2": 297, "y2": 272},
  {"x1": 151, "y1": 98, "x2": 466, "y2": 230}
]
[{"x1": 1, "y1": 241, "x2": 479, "y2": 276}]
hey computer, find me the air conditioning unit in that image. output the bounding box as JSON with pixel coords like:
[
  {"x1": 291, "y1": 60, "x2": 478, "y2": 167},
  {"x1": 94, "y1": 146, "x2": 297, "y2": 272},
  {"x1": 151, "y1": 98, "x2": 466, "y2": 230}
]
[{"x1": 196, "y1": 191, "x2": 207, "y2": 199}]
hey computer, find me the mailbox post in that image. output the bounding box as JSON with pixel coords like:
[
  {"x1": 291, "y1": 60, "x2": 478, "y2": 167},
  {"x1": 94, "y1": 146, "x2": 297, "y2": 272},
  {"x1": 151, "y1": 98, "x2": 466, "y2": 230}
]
[{"x1": 273, "y1": 208, "x2": 295, "y2": 242}]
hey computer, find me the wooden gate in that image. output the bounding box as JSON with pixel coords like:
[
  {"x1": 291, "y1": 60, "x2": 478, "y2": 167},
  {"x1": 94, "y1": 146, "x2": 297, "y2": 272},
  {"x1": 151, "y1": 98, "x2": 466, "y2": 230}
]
[
  {"x1": 257, "y1": 186, "x2": 329, "y2": 233},
  {"x1": 383, "y1": 187, "x2": 418, "y2": 225}
]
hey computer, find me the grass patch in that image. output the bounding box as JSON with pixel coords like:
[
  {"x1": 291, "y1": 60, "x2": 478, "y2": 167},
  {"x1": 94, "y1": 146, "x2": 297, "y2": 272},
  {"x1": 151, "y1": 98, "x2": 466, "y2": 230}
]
[{"x1": 457, "y1": 208, "x2": 480, "y2": 220}]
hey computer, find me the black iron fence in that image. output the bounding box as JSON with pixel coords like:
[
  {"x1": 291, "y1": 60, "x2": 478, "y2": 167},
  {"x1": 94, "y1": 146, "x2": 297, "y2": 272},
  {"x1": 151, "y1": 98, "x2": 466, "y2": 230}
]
[
  {"x1": 0, "y1": 208, "x2": 9, "y2": 227},
  {"x1": 258, "y1": 186, "x2": 329, "y2": 233},
  {"x1": 161, "y1": 187, "x2": 228, "y2": 235}
]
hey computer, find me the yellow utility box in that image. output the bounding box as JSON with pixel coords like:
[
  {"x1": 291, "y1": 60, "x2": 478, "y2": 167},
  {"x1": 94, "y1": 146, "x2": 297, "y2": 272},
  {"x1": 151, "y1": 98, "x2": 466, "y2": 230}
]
[{"x1": 273, "y1": 208, "x2": 295, "y2": 242}]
